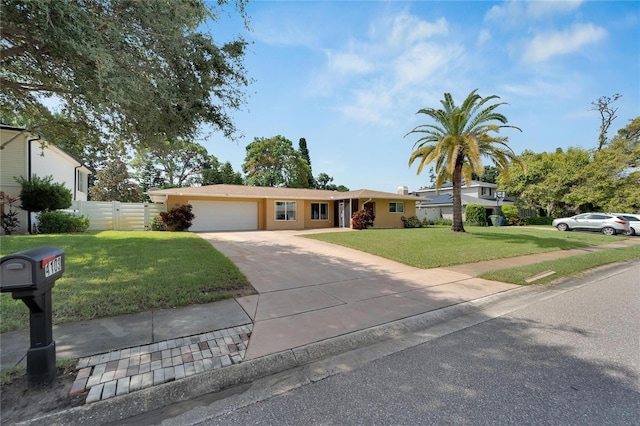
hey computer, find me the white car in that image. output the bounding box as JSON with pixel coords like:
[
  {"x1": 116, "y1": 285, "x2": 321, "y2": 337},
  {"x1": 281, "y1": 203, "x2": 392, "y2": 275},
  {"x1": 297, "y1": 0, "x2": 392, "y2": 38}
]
[
  {"x1": 610, "y1": 214, "x2": 640, "y2": 236},
  {"x1": 552, "y1": 213, "x2": 629, "y2": 236}
]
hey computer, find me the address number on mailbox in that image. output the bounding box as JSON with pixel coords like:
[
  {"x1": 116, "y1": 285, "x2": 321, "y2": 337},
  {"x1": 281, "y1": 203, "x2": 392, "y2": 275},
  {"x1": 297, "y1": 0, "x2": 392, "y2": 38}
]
[{"x1": 43, "y1": 256, "x2": 62, "y2": 278}]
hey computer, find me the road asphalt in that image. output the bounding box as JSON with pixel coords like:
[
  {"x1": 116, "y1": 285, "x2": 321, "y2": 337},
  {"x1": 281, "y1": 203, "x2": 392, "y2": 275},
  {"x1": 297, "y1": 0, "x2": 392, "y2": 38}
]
[{"x1": 1, "y1": 230, "x2": 638, "y2": 425}]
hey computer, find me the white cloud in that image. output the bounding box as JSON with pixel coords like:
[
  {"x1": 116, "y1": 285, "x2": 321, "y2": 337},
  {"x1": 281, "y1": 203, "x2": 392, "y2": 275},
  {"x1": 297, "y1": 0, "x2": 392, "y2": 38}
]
[
  {"x1": 312, "y1": 11, "x2": 462, "y2": 124},
  {"x1": 485, "y1": 0, "x2": 585, "y2": 25},
  {"x1": 477, "y1": 29, "x2": 491, "y2": 45},
  {"x1": 523, "y1": 23, "x2": 608, "y2": 63},
  {"x1": 387, "y1": 15, "x2": 448, "y2": 45},
  {"x1": 501, "y1": 77, "x2": 583, "y2": 99},
  {"x1": 394, "y1": 42, "x2": 463, "y2": 86},
  {"x1": 526, "y1": 0, "x2": 584, "y2": 18},
  {"x1": 326, "y1": 51, "x2": 374, "y2": 75}
]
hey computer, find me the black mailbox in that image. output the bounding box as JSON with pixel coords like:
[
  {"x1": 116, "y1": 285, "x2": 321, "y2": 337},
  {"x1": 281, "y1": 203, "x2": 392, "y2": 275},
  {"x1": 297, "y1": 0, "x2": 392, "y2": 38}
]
[{"x1": 1, "y1": 246, "x2": 65, "y2": 386}]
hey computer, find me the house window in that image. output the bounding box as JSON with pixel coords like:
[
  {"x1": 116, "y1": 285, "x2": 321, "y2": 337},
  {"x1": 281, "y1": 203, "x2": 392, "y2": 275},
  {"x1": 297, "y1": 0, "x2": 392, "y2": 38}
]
[
  {"x1": 482, "y1": 187, "x2": 493, "y2": 197},
  {"x1": 389, "y1": 202, "x2": 404, "y2": 213},
  {"x1": 77, "y1": 171, "x2": 86, "y2": 192},
  {"x1": 311, "y1": 203, "x2": 329, "y2": 220},
  {"x1": 275, "y1": 201, "x2": 296, "y2": 221}
]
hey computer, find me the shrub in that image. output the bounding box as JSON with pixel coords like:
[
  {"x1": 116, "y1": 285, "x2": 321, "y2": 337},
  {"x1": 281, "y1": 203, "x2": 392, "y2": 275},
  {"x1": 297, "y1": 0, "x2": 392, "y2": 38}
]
[
  {"x1": 522, "y1": 216, "x2": 555, "y2": 226},
  {"x1": 500, "y1": 205, "x2": 523, "y2": 225},
  {"x1": 1, "y1": 193, "x2": 21, "y2": 235},
  {"x1": 37, "y1": 211, "x2": 90, "y2": 233},
  {"x1": 434, "y1": 218, "x2": 453, "y2": 226},
  {"x1": 401, "y1": 216, "x2": 423, "y2": 228},
  {"x1": 351, "y1": 209, "x2": 375, "y2": 230},
  {"x1": 16, "y1": 175, "x2": 72, "y2": 212},
  {"x1": 159, "y1": 204, "x2": 195, "y2": 231},
  {"x1": 465, "y1": 203, "x2": 486, "y2": 225},
  {"x1": 150, "y1": 215, "x2": 165, "y2": 231}
]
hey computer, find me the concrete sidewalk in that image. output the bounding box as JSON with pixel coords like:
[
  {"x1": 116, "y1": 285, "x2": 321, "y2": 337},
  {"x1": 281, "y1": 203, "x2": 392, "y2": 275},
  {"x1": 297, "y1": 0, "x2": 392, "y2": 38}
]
[{"x1": 1, "y1": 231, "x2": 638, "y2": 413}]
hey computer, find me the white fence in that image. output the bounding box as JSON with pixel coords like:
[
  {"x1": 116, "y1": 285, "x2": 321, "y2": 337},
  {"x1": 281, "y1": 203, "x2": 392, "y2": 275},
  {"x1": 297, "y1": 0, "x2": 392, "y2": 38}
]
[{"x1": 69, "y1": 201, "x2": 166, "y2": 231}]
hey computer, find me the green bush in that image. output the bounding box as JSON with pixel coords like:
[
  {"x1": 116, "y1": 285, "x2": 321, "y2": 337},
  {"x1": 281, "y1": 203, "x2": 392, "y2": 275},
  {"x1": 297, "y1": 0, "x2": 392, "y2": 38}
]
[
  {"x1": 150, "y1": 215, "x2": 165, "y2": 231},
  {"x1": 434, "y1": 218, "x2": 453, "y2": 226},
  {"x1": 501, "y1": 205, "x2": 524, "y2": 225},
  {"x1": 37, "y1": 211, "x2": 90, "y2": 233},
  {"x1": 401, "y1": 216, "x2": 423, "y2": 228},
  {"x1": 522, "y1": 216, "x2": 555, "y2": 226},
  {"x1": 16, "y1": 175, "x2": 72, "y2": 212},
  {"x1": 465, "y1": 203, "x2": 486, "y2": 225}
]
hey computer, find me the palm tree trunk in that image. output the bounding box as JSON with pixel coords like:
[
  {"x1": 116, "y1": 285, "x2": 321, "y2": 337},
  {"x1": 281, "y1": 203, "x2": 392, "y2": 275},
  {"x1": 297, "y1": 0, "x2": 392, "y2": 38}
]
[{"x1": 451, "y1": 161, "x2": 465, "y2": 232}]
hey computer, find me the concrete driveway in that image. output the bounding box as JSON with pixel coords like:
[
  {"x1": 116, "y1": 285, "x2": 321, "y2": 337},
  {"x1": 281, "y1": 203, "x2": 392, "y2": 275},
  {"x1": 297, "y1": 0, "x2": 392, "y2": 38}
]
[{"x1": 198, "y1": 230, "x2": 517, "y2": 359}]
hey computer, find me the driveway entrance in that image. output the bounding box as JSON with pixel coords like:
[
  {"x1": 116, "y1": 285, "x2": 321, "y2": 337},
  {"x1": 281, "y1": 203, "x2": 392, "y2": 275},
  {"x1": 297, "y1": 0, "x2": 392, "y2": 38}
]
[{"x1": 197, "y1": 230, "x2": 517, "y2": 359}]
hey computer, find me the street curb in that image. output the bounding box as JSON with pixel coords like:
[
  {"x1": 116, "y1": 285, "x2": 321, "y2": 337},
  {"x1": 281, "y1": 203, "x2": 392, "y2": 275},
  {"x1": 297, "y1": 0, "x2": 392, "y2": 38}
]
[
  {"x1": 16, "y1": 259, "x2": 637, "y2": 425},
  {"x1": 17, "y1": 285, "x2": 543, "y2": 426}
]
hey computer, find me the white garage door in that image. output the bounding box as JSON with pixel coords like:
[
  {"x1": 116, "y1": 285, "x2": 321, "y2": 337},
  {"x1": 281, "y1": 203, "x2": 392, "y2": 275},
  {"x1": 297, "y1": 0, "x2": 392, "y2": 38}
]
[{"x1": 189, "y1": 200, "x2": 258, "y2": 231}]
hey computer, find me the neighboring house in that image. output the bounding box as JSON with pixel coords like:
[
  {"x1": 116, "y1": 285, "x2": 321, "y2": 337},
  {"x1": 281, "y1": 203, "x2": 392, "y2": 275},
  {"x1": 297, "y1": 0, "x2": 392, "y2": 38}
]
[
  {"x1": 0, "y1": 125, "x2": 92, "y2": 234},
  {"x1": 148, "y1": 184, "x2": 424, "y2": 232},
  {"x1": 412, "y1": 180, "x2": 515, "y2": 224}
]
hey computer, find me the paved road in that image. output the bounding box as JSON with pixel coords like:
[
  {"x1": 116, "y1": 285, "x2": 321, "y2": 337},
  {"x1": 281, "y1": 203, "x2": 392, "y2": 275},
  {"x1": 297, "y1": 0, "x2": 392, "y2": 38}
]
[{"x1": 173, "y1": 262, "x2": 640, "y2": 425}]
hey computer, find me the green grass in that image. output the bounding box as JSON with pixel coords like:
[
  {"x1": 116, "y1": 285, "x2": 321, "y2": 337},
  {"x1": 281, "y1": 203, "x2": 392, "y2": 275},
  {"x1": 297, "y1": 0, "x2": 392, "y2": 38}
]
[
  {"x1": 0, "y1": 231, "x2": 252, "y2": 333},
  {"x1": 479, "y1": 245, "x2": 640, "y2": 285},
  {"x1": 305, "y1": 226, "x2": 630, "y2": 269}
]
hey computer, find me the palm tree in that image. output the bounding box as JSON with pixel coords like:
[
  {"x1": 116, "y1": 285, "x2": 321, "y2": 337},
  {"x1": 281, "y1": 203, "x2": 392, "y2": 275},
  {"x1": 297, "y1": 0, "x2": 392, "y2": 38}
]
[{"x1": 406, "y1": 89, "x2": 524, "y2": 232}]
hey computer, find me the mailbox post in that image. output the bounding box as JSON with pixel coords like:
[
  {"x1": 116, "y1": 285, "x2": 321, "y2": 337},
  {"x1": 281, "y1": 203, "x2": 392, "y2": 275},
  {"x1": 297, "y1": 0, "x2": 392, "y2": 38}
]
[{"x1": 1, "y1": 246, "x2": 65, "y2": 386}]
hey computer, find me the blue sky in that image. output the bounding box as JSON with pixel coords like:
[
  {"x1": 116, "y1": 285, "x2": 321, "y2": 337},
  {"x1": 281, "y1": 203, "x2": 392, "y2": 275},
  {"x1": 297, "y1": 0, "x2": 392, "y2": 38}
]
[{"x1": 199, "y1": 0, "x2": 640, "y2": 192}]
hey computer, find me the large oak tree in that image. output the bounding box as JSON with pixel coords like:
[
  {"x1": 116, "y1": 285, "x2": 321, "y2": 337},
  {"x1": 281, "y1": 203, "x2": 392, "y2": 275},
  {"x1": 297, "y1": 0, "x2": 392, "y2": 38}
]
[{"x1": 1, "y1": 0, "x2": 250, "y2": 149}]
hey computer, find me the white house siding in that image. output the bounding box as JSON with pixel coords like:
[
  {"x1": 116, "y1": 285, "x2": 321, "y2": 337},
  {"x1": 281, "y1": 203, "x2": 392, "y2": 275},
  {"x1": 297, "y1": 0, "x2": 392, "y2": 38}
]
[
  {"x1": 30, "y1": 144, "x2": 89, "y2": 201},
  {"x1": 1, "y1": 127, "x2": 91, "y2": 234},
  {"x1": 1, "y1": 130, "x2": 30, "y2": 233}
]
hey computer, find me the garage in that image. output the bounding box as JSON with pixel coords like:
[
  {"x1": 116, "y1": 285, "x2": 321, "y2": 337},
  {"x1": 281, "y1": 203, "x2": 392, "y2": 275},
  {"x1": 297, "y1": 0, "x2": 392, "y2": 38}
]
[{"x1": 189, "y1": 200, "x2": 258, "y2": 231}]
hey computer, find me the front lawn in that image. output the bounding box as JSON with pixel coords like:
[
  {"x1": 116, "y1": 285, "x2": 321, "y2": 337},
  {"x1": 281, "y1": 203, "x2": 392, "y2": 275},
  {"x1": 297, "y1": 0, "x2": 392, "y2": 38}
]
[
  {"x1": 0, "y1": 231, "x2": 253, "y2": 333},
  {"x1": 304, "y1": 226, "x2": 630, "y2": 269}
]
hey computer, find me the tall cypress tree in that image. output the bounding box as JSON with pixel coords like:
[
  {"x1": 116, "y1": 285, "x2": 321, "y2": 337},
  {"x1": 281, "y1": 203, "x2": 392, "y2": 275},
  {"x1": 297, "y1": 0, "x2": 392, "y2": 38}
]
[{"x1": 298, "y1": 138, "x2": 316, "y2": 188}]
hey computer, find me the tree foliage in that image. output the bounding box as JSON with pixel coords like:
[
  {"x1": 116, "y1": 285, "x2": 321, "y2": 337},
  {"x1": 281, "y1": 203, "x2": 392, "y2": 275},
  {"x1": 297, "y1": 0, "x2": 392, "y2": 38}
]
[
  {"x1": 16, "y1": 174, "x2": 72, "y2": 212},
  {"x1": 89, "y1": 153, "x2": 143, "y2": 202},
  {"x1": 298, "y1": 138, "x2": 316, "y2": 188},
  {"x1": 471, "y1": 165, "x2": 499, "y2": 183},
  {"x1": 498, "y1": 148, "x2": 590, "y2": 217},
  {"x1": 1, "y1": 0, "x2": 250, "y2": 150},
  {"x1": 133, "y1": 140, "x2": 214, "y2": 188},
  {"x1": 590, "y1": 93, "x2": 622, "y2": 151},
  {"x1": 499, "y1": 116, "x2": 640, "y2": 215},
  {"x1": 564, "y1": 117, "x2": 640, "y2": 212},
  {"x1": 242, "y1": 135, "x2": 312, "y2": 187},
  {"x1": 406, "y1": 89, "x2": 523, "y2": 232}
]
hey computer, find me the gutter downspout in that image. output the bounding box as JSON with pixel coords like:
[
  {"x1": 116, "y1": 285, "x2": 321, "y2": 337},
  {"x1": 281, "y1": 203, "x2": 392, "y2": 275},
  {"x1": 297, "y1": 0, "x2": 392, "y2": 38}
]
[{"x1": 27, "y1": 134, "x2": 42, "y2": 233}]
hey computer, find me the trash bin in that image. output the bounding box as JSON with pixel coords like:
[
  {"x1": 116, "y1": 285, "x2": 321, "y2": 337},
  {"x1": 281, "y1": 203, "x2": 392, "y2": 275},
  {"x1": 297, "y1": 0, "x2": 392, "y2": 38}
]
[{"x1": 489, "y1": 215, "x2": 504, "y2": 226}]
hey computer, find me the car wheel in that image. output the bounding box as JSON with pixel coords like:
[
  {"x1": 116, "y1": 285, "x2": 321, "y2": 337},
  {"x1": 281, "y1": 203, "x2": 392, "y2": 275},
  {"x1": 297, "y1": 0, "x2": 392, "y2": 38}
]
[
  {"x1": 556, "y1": 223, "x2": 569, "y2": 231},
  {"x1": 630, "y1": 228, "x2": 637, "y2": 236},
  {"x1": 601, "y1": 227, "x2": 616, "y2": 236}
]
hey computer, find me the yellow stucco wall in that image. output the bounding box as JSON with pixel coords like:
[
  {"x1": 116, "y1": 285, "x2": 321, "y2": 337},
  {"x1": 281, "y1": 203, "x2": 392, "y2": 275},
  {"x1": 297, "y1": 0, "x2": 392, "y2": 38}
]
[
  {"x1": 164, "y1": 195, "x2": 415, "y2": 231},
  {"x1": 368, "y1": 200, "x2": 416, "y2": 229}
]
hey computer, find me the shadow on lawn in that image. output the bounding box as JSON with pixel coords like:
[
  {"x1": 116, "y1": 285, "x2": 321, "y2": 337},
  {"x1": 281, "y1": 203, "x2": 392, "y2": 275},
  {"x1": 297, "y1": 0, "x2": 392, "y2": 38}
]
[{"x1": 468, "y1": 228, "x2": 624, "y2": 250}]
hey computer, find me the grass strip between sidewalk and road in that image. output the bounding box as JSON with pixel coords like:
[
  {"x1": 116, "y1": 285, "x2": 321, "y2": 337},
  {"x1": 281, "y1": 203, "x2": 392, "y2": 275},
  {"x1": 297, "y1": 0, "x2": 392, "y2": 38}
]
[
  {"x1": 479, "y1": 245, "x2": 640, "y2": 285},
  {"x1": 0, "y1": 231, "x2": 253, "y2": 333}
]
